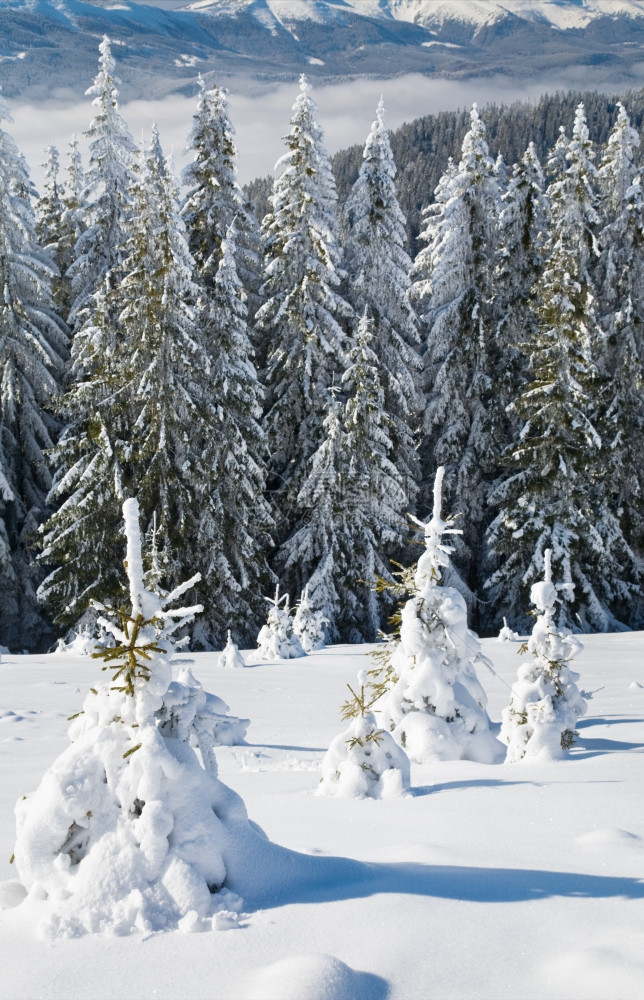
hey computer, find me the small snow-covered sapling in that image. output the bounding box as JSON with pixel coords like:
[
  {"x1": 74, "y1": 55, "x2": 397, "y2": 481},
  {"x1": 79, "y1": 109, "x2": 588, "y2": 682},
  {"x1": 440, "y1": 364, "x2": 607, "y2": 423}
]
[
  {"x1": 292, "y1": 584, "x2": 328, "y2": 652},
  {"x1": 319, "y1": 669, "x2": 410, "y2": 799},
  {"x1": 501, "y1": 548, "x2": 587, "y2": 761},
  {"x1": 497, "y1": 617, "x2": 520, "y2": 642},
  {"x1": 12, "y1": 498, "x2": 250, "y2": 937},
  {"x1": 374, "y1": 467, "x2": 503, "y2": 764},
  {"x1": 256, "y1": 585, "x2": 305, "y2": 660},
  {"x1": 217, "y1": 630, "x2": 246, "y2": 669}
]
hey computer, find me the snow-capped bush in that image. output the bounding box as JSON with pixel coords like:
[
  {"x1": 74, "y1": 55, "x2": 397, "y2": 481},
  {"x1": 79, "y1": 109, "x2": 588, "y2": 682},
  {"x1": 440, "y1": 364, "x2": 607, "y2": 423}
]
[
  {"x1": 292, "y1": 585, "x2": 327, "y2": 652},
  {"x1": 376, "y1": 467, "x2": 503, "y2": 764},
  {"x1": 256, "y1": 587, "x2": 305, "y2": 661},
  {"x1": 319, "y1": 671, "x2": 410, "y2": 799},
  {"x1": 501, "y1": 548, "x2": 587, "y2": 762},
  {"x1": 12, "y1": 499, "x2": 252, "y2": 937},
  {"x1": 217, "y1": 631, "x2": 246, "y2": 669}
]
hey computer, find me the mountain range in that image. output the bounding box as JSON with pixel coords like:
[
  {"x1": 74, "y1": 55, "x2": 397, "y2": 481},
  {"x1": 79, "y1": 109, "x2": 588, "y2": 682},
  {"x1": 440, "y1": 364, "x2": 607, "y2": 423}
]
[{"x1": 2, "y1": 0, "x2": 644, "y2": 102}]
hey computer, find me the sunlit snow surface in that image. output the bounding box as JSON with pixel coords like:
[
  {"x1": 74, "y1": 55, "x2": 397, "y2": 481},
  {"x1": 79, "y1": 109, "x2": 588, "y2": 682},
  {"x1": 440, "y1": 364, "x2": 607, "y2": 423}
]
[{"x1": 0, "y1": 635, "x2": 643, "y2": 999}]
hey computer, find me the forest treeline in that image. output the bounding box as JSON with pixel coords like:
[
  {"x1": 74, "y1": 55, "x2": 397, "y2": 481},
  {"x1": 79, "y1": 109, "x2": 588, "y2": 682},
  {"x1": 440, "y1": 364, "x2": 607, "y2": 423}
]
[{"x1": 1, "y1": 37, "x2": 643, "y2": 651}]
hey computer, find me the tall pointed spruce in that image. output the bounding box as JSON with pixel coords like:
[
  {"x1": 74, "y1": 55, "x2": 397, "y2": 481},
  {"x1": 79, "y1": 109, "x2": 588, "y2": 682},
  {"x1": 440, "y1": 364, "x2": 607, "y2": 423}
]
[
  {"x1": 343, "y1": 99, "x2": 421, "y2": 509},
  {"x1": 411, "y1": 105, "x2": 501, "y2": 597},
  {"x1": 596, "y1": 103, "x2": 644, "y2": 566},
  {"x1": 278, "y1": 312, "x2": 407, "y2": 641},
  {"x1": 256, "y1": 75, "x2": 352, "y2": 556},
  {"x1": 193, "y1": 225, "x2": 275, "y2": 646},
  {"x1": 0, "y1": 99, "x2": 67, "y2": 649},
  {"x1": 182, "y1": 78, "x2": 263, "y2": 320}
]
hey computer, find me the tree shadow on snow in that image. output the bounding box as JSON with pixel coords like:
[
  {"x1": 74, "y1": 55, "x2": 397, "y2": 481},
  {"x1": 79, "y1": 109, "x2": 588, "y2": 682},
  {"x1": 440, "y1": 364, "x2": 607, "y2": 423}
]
[
  {"x1": 246, "y1": 858, "x2": 644, "y2": 910},
  {"x1": 244, "y1": 743, "x2": 327, "y2": 753},
  {"x1": 228, "y1": 826, "x2": 644, "y2": 912},
  {"x1": 578, "y1": 716, "x2": 644, "y2": 727},
  {"x1": 411, "y1": 778, "x2": 542, "y2": 797},
  {"x1": 572, "y1": 738, "x2": 644, "y2": 758}
]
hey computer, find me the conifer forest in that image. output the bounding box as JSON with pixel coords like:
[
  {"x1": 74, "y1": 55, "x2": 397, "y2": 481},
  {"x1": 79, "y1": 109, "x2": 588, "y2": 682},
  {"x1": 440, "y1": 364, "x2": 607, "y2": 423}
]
[{"x1": 3, "y1": 35, "x2": 644, "y2": 653}]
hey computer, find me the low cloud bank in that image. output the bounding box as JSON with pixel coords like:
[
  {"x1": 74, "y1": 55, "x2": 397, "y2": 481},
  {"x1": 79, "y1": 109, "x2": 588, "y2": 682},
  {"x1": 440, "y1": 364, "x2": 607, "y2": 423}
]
[{"x1": 6, "y1": 70, "x2": 628, "y2": 193}]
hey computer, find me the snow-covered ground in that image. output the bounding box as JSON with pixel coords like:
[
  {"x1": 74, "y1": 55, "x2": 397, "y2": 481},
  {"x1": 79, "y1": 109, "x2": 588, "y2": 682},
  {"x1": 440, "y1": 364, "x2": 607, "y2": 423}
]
[{"x1": 0, "y1": 634, "x2": 642, "y2": 999}]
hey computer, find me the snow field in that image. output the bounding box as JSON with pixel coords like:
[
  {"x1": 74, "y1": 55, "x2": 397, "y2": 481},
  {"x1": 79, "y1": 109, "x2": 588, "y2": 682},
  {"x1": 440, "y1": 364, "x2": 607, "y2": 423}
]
[{"x1": 0, "y1": 633, "x2": 643, "y2": 999}]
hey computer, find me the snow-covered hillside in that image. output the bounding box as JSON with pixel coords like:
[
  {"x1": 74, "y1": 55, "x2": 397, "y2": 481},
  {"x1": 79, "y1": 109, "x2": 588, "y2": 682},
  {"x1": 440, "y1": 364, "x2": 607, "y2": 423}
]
[{"x1": 0, "y1": 634, "x2": 642, "y2": 998}]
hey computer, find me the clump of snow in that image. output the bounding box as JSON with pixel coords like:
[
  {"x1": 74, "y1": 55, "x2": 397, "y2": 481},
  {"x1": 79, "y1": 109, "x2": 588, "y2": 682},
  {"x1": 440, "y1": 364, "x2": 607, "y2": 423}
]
[
  {"x1": 53, "y1": 621, "x2": 113, "y2": 657},
  {"x1": 256, "y1": 586, "x2": 305, "y2": 660},
  {"x1": 319, "y1": 672, "x2": 410, "y2": 799},
  {"x1": 245, "y1": 952, "x2": 386, "y2": 1000},
  {"x1": 293, "y1": 585, "x2": 328, "y2": 652},
  {"x1": 497, "y1": 617, "x2": 520, "y2": 642},
  {"x1": 12, "y1": 499, "x2": 253, "y2": 937},
  {"x1": 501, "y1": 548, "x2": 587, "y2": 762},
  {"x1": 217, "y1": 630, "x2": 246, "y2": 669},
  {"x1": 376, "y1": 467, "x2": 503, "y2": 764}
]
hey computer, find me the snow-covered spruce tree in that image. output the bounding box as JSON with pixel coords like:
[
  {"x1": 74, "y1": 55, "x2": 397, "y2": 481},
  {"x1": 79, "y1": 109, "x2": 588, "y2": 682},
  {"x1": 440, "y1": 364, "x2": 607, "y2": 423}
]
[
  {"x1": 501, "y1": 549, "x2": 587, "y2": 762},
  {"x1": 37, "y1": 38, "x2": 137, "y2": 627},
  {"x1": 493, "y1": 142, "x2": 550, "y2": 435},
  {"x1": 35, "y1": 140, "x2": 86, "y2": 324},
  {"x1": 411, "y1": 105, "x2": 501, "y2": 596},
  {"x1": 595, "y1": 103, "x2": 644, "y2": 564},
  {"x1": 182, "y1": 78, "x2": 263, "y2": 321},
  {"x1": 65, "y1": 35, "x2": 137, "y2": 364},
  {"x1": 293, "y1": 584, "x2": 328, "y2": 652},
  {"x1": 40, "y1": 128, "x2": 220, "y2": 638},
  {"x1": 256, "y1": 585, "x2": 305, "y2": 660},
  {"x1": 319, "y1": 669, "x2": 410, "y2": 799},
  {"x1": 376, "y1": 467, "x2": 502, "y2": 764},
  {"x1": 486, "y1": 106, "x2": 639, "y2": 632},
  {"x1": 190, "y1": 225, "x2": 274, "y2": 647},
  {"x1": 13, "y1": 498, "x2": 255, "y2": 937},
  {"x1": 256, "y1": 76, "x2": 351, "y2": 552},
  {"x1": 343, "y1": 99, "x2": 421, "y2": 509},
  {"x1": 278, "y1": 312, "x2": 407, "y2": 641},
  {"x1": 0, "y1": 99, "x2": 67, "y2": 649}
]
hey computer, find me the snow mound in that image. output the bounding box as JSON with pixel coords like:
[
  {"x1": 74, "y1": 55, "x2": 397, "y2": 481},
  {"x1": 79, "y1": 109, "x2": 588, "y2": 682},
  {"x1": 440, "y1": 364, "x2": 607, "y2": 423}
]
[
  {"x1": 244, "y1": 953, "x2": 388, "y2": 1000},
  {"x1": 575, "y1": 828, "x2": 642, "y2": 851}
]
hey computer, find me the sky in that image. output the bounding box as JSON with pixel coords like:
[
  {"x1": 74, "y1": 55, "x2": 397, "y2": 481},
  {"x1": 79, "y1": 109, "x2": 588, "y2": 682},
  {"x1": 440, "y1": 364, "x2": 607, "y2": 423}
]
[{"x1": 4, "y1": 70, "x2": 599, "y2": 193}]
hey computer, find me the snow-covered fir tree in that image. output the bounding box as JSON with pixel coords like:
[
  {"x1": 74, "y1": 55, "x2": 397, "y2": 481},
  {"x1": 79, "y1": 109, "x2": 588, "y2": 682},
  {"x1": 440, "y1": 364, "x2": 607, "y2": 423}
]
[
  {"x1": 319, "y1": 669, "x2": 410, "y2": 799},
  {"x1": 411, "y1": 106, "x2": 501, "y2": 597},
  {"x1": 494, "y1": 142, "x2": 549, "y2": 431},
  {"x1": 343, "y1": 99, "x2": 421, "y2": 509},
  {"x1": 40, "y1": 128, "x2": 225, "y2": 639},
  {"x1": 486, "y1": 106, "x2": 640, "y2": 631},
  {"x1": 182, "y1": 78, "x2": 262, "y2": 320},
  {"x1": 66, "y1": 35, "x2": 137, "y2": 370},
  {"x1": 256, "y1": 586, "x2": 305, "y2": 660},
  {"x1": 595, "y1": 103, "x2": 644, "y2": 565},
  {"x1": 292, "y1": 584, "x2": 328, "y2": 652},
  {"x1": 501, "y1": 549, "x2": 587, "y2": 761},
  {"x1": 0, "y1": 99, "x2": 67, "y2": 649},
  {"x1": 278, "y1": 313, "x2": 407, "y2": 641},
  {"x1": 15, "y1": 498, "x2": 254, "y2": 936},
  {"x1": 35, "y1": 143, "x2": 83, "y2": 322},
  {"x1": 192, "y1": 225, "x2": 274, "y2": 647},
  {"x1": 376, "y1": 467, "x2": 502, "y2": 764},
  {"x1": 256, "y1": 76, "x2": 352, "y2": 554}
]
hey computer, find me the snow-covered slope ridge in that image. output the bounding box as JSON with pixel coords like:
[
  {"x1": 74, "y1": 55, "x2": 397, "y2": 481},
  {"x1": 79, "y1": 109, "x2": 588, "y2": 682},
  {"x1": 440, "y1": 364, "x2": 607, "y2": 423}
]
[
  {"x1": 4, "y1": 0, "x2": 644, "y2": 102},
  {"x1": 183, "y1": 0, "x2": 644, "y2": 28}
]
